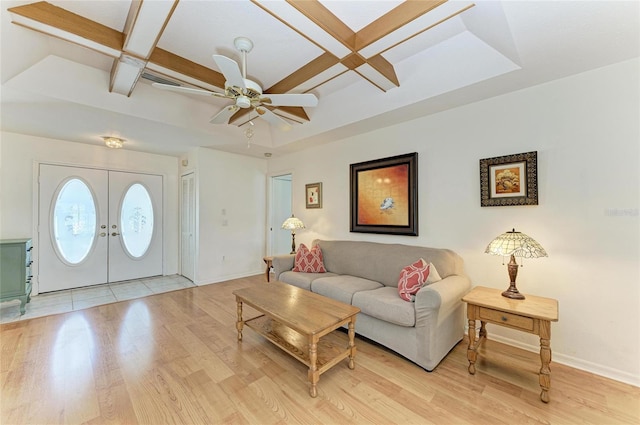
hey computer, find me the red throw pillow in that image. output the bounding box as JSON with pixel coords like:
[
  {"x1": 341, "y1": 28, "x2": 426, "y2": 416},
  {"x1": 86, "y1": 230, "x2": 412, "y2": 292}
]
[
  {"x1": 398, "y1": 258, "x2": 431, "y2": 302},
  {"x1": 292, "y1": 243, "x2": 326, "y2": 273}
]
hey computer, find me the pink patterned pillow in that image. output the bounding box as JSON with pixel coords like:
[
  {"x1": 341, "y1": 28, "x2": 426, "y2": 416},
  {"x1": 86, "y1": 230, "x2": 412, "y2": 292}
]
[
  {"x1": 398, "y1": 258, "x2": 431, "y2": 302},
  {"x1": 292, "y1": 243, "x2": 326, "y2": 273}
]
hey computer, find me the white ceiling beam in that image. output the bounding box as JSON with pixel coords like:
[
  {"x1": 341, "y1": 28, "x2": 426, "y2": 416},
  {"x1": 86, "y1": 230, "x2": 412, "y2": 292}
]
[
  {"x1": 123, "y1": 0, "x2": 178, "y2": 58},
  {"x1": 110, "y1": 0, "x2": 178, "y2": 96},
  {"x1": 110, "y1": 55, "x2": 146, "y2": 97}
]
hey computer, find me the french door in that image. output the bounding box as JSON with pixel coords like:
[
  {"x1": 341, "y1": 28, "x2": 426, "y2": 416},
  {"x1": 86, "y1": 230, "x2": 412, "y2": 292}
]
[{"x1": 38, "y1": 164, "x2": 163, "y2": 292}]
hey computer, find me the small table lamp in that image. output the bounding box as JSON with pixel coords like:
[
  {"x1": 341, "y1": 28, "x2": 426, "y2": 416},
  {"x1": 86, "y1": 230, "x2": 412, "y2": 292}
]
[
  {"x1": 281, "y1": 214, "x2": 305, "y2": 254},
  {"x1": 485, "y1": 228, "x2": 548, "y2": 300}
]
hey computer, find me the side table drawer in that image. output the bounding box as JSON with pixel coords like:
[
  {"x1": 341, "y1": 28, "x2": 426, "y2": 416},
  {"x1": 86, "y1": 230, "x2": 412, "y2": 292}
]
[{"x1": 479, "y1": 307, "x2": 534, "y2": 331}]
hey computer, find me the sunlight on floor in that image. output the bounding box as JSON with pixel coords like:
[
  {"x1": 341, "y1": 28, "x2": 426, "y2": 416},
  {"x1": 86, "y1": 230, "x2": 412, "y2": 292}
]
[{"x1": 0, "y1": 275, "x2": 195, "y2": 324}]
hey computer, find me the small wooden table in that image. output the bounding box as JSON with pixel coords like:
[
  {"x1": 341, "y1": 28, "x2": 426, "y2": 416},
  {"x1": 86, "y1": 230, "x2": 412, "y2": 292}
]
[
  {"x1": 263, "y1": 256, "x2": 273, "y2": 282},
  {"x1": 462, "y1": 286, "x2": 559, "y2": 403},
  {"x1": 233, "y1": 281, "x2": 360, "y2": 397}
]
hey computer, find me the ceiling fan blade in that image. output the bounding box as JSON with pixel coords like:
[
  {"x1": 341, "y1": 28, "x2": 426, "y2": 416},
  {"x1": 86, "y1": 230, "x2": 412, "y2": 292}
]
[
  {"x1": 152, "y1": 83, "x2": 230, "y2": 99},
  {"x1": 256, "y1": 107, "x2": 292, "y2": 131},
  {"x1": 210, "y1": 105, "x2": 239, "y2": 124},
  {"x1": 260, "y1": 93, "x2": 318, "y2": 107},
  {"x1": 212, "y1": 54, "x2": 245, "y2": 91}
]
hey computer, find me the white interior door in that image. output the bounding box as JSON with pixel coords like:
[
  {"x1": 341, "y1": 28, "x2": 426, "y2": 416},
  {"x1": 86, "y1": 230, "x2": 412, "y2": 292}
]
[
  {"x1": 39, "y1": 165, "x2": 109, "y2": 292},
  {"x1": 108, "y1": 171, "x2": 163, "y2": 282},
  {"x1": 38, "y1": 165, "x2": 163, "y2": 292},
  {"x1": 180, "y1": 173, "x2": 195, "y2": 281}
]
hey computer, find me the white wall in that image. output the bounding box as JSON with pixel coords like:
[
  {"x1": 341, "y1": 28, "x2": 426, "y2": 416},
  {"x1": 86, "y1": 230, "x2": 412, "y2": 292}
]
[
  {"x1": 267, "y1": 58, "x2": 640, "y2": 385},
  {"x1": 0, "y1": 132, "x2": 180, "y2": 284},
  {"x1": 185, "y1": 147, "x2": 268, "y2": 285}
]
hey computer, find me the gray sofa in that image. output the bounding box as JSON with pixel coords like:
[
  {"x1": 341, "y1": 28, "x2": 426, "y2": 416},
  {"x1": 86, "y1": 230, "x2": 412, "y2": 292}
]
[{"x1": 272, "y1": 240, "x2": 471, "y2": 371}]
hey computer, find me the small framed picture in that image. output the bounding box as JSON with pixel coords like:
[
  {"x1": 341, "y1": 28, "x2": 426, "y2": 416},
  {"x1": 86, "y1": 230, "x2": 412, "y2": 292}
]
[
  {"x1": 305, "y1": 182, "x2": 322, "y2": 209},
  {"x1": 480, "y1": 151, "x2": 538, "y2": 207}
]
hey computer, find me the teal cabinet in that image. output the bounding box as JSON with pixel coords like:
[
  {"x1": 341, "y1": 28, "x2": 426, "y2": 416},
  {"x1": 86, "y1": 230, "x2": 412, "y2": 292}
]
[{"x1": 0, "y1": 239, "x2": 33, "y2": 315}]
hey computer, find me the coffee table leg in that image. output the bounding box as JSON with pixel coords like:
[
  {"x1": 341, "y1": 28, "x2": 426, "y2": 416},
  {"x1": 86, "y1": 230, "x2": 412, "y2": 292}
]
[
  {"x1": 236, "y1": 300, "x2": 243, "y2": 341},
  {"x1": 348, "y1": 317, "x2": 357, "y2": 370},
  {"x1": 308, "y1": 336, "x2": 319, "y2": 397}
]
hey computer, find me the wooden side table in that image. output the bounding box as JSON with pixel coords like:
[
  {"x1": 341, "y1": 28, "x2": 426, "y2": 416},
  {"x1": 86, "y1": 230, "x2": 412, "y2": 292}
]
[
  {"x1": 462, "y1": 286, "x2": 559, "y2": 403},
  {"x1": 263, "y1": 256, "x2": 273, "y2": 282}
]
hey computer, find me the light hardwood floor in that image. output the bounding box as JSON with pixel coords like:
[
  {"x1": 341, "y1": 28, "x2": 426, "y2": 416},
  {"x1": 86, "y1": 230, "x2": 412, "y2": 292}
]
[{"x1": 1, "y1": 274, "x2": 638, "y2": 424}]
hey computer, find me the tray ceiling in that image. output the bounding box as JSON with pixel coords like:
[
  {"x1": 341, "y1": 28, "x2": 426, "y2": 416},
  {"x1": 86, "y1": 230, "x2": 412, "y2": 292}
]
[{"x1": 1, "y1": 0, "x2": 638, "y2": 158}]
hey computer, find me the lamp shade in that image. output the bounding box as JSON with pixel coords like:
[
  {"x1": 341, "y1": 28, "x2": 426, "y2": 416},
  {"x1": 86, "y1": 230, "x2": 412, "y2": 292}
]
[
  {"x1": 485, "y1": 229, "x2": 547, "y2": 259},
  {"x1": 281, "y1": 215, "x2": 305, "y2": 230}
]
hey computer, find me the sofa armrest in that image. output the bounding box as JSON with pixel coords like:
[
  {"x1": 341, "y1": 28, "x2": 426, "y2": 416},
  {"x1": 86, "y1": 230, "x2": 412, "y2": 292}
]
[
  {"x1": 414, "y1": 275, "x2": 472, "y2": 326},
  {"x1": 272, "y1": 254, "x2": 295, "y2": 280}
]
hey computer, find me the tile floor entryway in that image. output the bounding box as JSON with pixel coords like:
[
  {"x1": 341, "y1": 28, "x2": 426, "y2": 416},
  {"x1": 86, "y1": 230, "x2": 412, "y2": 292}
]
[{"x1": 0, "y1": 275, "x2": 195, "y2": 324}]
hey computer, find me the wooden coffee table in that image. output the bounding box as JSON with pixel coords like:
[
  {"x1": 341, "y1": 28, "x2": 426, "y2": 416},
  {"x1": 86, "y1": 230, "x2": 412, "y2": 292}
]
[{"x1": 233, "y1": 281, "x2": 360, "y2": 397}]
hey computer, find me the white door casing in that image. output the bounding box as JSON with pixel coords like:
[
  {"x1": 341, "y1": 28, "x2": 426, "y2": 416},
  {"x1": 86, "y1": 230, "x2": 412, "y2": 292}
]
[{"x1": 180, "y1": 172, "x2": 195, "y2": 281}]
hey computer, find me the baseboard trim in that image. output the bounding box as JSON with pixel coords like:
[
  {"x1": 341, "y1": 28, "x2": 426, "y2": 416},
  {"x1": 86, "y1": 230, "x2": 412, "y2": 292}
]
[
  {"x1": 195, "y1": 271, "x2": 263, "y2": 286},
  {"x1": 487, "y1": 334, "x2": 640, "y2": 388}
]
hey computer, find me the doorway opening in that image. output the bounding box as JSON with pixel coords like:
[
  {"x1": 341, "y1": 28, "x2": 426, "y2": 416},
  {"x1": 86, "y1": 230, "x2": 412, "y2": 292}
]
[{"x1": 269, "y1": 174, "x2": 292, "y2": 256}]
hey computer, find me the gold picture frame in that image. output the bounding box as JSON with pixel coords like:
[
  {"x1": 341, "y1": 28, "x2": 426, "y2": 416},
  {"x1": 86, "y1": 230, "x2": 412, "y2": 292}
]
[
  {"x1": 480, "y1": 151, "x2": 538, "y2": 207},
  {"x1": 305, "y1": 182, "x2": 322, "y2": 209}
]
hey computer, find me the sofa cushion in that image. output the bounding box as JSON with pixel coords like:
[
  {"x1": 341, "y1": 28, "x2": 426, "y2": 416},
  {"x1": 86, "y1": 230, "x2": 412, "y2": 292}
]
[
  {"x1": 292, "y1": 243, "x2": 326, "y2": 273},
  {"x1": 314, "y1": 240, "x2": 465, "y2": 287},
  {"x1": 352, "y1": 286, "x2": 416, "y2": 327},
  {"x1": 427, "y1": 262, "x2": 442, "y2": 283},
  {"x1": 279, "y1": 271, "x2": 337, "y2": 291},
  {"x1": 398, "y1": 258, "x2": 430, "y2": 301},
  {"x1": 311, "y1": 275, "x2": 383, "y2": 305}
]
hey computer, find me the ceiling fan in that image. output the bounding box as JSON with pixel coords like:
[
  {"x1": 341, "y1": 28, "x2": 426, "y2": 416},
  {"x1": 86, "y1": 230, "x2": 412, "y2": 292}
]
[{"x1": 152, "y1": 37, "x2": 318, "y2": 131}]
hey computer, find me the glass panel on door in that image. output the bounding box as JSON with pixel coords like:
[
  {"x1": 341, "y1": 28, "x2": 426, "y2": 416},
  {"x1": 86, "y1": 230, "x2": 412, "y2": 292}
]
[
  {"x1": 120, "y1": 183, "x2": 154, "y2": 259},
  {"x1": 52, "y1": 178, "x2": 97, "y2": 265}
]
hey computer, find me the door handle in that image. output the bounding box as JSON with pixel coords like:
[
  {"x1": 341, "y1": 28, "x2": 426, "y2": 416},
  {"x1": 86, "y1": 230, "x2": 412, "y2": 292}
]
[
  {"x1": 111, "y1": 232, "x2": 120, "y2": 236},
  {"x1": 100, "y1": 232, "x2": 107, "y2": 237}
]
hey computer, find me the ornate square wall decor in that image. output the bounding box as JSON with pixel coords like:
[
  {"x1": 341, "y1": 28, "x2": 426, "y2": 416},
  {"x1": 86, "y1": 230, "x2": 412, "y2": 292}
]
[{"x1": 480, "y1": 151, "x2": 538, "y2": 206}]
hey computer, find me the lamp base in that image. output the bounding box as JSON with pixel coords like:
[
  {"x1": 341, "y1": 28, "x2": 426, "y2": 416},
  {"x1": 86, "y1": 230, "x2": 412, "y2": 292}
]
[
  {"x1": 502, "y1": 254, "x2": 525, "y2": 299},
  {"x1": 502, "y1": 284, "x2": 525, "y2": 300},
  {"x1": 290, "y1": 232, "x2": 296, "y2": 255}
]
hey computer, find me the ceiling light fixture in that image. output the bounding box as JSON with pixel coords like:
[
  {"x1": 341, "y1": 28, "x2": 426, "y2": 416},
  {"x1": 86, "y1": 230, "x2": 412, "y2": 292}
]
[{"x1": 103, "y1": 136, "x2": 125, "y2": 149}]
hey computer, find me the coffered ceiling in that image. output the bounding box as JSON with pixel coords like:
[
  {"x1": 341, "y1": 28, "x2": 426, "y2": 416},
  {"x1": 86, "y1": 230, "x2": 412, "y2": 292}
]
[{"x1": 1, "y1": 1, "x2": 638, "y2": 158}]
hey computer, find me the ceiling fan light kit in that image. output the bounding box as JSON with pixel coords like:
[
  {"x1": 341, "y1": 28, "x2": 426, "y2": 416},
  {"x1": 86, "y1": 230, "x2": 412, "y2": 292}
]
[{"x1": 152, "y1": 37, "x2": 317, "y2": 133}]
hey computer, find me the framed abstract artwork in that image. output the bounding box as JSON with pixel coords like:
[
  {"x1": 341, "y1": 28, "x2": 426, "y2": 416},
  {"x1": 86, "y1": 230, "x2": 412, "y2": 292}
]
[
  {"x1": 305, "y1": 182, "x2": 322, "y2": 209},
  {"x1": 480, "y1": 151, "x2": 538, "y2": 207},
  {"x1": 350, "y1": 152, "x2": 418, "y2": 236}
]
